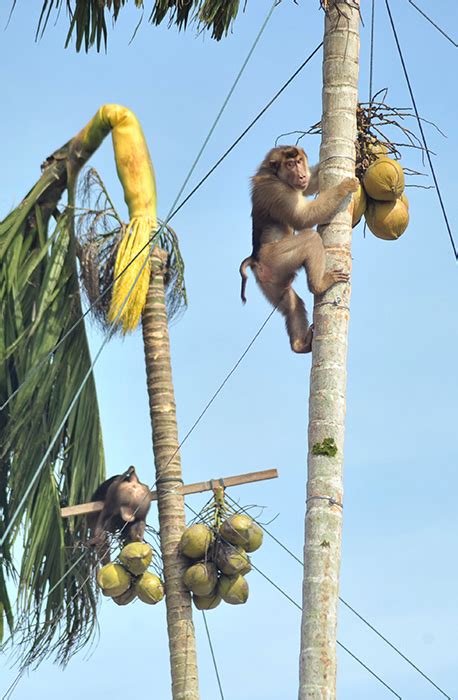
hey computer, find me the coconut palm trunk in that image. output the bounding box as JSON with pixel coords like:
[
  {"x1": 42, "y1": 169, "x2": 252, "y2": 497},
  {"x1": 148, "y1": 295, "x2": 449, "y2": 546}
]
[
  {"x1": 142, "y1": 249, "x2": 200, "y2": 700},
  {"x1": 299, "y1": 1, "x2": 360, "y2": 697}
]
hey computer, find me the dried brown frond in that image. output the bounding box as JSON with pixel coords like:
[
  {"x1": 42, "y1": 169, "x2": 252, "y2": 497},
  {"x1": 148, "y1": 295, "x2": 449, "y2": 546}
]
[
  {"x1": 75, "y1": 168, "x2": 187, "y2": 332},
  {"x1": 287, "y1": 89, "x2": 440, "y2": 184}
]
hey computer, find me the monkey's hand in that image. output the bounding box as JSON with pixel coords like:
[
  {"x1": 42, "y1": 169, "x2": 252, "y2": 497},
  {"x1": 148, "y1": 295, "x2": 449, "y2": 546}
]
[
  {"x1": 329, "y1": 268, "x2": 350, "y2": 284},
  {"x1": 338, "y1": 177, "x2": 359, "y2": 196}
]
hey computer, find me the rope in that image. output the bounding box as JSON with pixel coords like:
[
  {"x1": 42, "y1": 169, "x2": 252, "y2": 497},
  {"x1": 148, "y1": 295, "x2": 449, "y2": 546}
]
[
  {"x1": 224, "y1": 493, "x2": 451, "y2": 700},
  {"x1": 201, "y1": 611, "x2": 225, "y2": 700},
  {"x1": 385, "y1": 0, "x2": 458, "y2": 261},
  {"x1": 0, "y1": 40, "x2": 323, "y2": 415}
]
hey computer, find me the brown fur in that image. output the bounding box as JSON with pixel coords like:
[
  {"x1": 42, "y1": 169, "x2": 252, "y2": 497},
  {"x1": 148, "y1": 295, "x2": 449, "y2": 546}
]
[
  {"x1": 240, "y1": 146, "x2": 358, "y2": 353},
  {"x1": 87, "y1": 466, "x2": 152, "y2": 563}
]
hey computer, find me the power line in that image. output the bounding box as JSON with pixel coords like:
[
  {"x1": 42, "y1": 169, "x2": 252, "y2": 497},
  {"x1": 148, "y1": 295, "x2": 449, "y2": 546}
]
[
  {"x1": 369, "y1": 0, "x2": 375, "y2": 102},
  {"x1": 183, "y1": 501, "x2": 402, "y2": 700},
  {"x1": 224, "y1": 493, "x2": 451, "y2": 700},
  {"x1": 168, "y1": 42, "x2": 323, "y2": 221},
  {"x1": 336, "y1": 640, "x2": 401, "y2": 700},
  {"x1": 1, "y1": 4, "x2": 292, "y2": 683},
  {"x1": 339, "y1": 599, "x2": 451, "y2": 699},
  {"x1": 1, "y1": 0, "x2": 280, "y2": 414},
  {"x1": 0, "y1": 41, "x2": 323, "y2": 415},
  {"x1": 385, "y1": 0, "x2": 458, "y2": 262},
  {"x1": 2, "y1": 298, "x2": 279, "y2": 665},
  {"x1": 0, "y1": 0, "x2": 281, "y2": 550},
  {"x1": 407, "y1": 1, "x2": 458, "y2": 47},
  {"x1": 0, "y1": 249, "x2": 148, "y2": 547},
  {"x1": 201, "y1": 611, "x2": 225, "y2": 700}
]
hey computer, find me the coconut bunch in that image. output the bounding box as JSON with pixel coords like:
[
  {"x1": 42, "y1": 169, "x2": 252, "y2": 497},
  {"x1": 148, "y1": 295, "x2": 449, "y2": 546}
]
[
  {"x1": 96, "y1": 542, "x2": 164, "y2": 606},
  {"x1": 352, "y1": 142, "x2": 409, "y2": 241},
  {"x1": 179, "y1": 514, "x2": 264, "y2": 609}
]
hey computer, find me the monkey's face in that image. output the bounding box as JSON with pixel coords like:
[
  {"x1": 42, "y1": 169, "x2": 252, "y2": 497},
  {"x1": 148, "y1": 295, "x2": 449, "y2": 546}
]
[
  {"x1": 269, "y1": 146, "x2": 311, "y2": 191},
  {"x1": 282, "y1": 152, "x2": 310, "y2": 191}
]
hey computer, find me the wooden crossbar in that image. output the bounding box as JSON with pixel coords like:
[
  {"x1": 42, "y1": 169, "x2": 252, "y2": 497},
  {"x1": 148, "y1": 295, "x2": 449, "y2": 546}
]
[{"x1": 61, "y1": 468, "x2": 278, "y2": 518}]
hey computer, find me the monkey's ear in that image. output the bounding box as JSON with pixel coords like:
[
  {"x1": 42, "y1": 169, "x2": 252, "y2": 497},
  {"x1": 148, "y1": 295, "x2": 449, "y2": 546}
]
[{"x1": 269, "y1": 157, "x2": 281, "y2": 172}]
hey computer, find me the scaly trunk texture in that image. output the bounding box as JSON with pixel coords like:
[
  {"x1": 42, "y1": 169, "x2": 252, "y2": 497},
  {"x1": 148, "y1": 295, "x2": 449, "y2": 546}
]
[
  {"x1": 299, "y1": 2, "x2": 360, "y2": 698},
  {"x1": 142, "y1": 250, "x2": 200, "y2": 700}
]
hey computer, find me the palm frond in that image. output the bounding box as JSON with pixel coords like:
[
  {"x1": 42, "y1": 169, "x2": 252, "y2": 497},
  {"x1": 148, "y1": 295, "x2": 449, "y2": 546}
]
[
  {"x1": 34, "y1": 0, "x2": 244, "y2": 51},
  {"x1": 0, "y1": 150, "x2": 105, "y2": 666}
]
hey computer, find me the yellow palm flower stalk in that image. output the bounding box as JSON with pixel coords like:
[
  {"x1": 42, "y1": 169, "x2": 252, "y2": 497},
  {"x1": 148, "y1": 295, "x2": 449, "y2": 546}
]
[{"x1": 71, "y1": 104, "x2": 157, "y2": 332}]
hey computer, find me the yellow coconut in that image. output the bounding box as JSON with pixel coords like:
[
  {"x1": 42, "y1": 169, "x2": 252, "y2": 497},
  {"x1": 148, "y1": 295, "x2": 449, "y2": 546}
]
[
  {"x1": 365, "y1": 198, "x2": 409, "y2": 240},
  {"x1": 119, "y1": 542, "x2": 153, "y2": 576},
  {"x1": 183, "y1": 562, "x2": 218, "y2": 596},
  {"x1": 215, "y1": 543, "x2": 251, "y2": 576},
  {"x1": 220, "y1": 514, "x2": 263, "y2": 552},
  {"x1": 352, "y1": 183, "x2": 367, "y2": 227},
  {"x1": 218, "y1": 574, "x2": 249, "y2": 605},
  {"x1": 401, "y1": 192, "x2": 409, "y2": 210},
  {"x1": 112, "y1": 586, "x2": 137, "y2": 606},
  {"x1": 179, "y1": 523, "x2": 214, "y2": 560},
  {"x1": 97, "y1": 563, "x2": 131, "y2": 598},
  {"x1": 363, "y1": 157, "x2": 405, "y2": 201},
  {"x1": 192, "y1": 592, "x2": 222, "y2": 611},
  {"x1": 135, "y1": 572, "x2": 165, "y2": 605}
]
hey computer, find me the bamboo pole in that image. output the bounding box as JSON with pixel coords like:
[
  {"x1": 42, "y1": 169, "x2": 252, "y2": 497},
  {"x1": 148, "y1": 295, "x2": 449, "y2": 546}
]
[
  {"x1": 299, "y1": 2, "x2": 361, "y2": 698},
  {"x1": 60, "y1": 468, "x2": 278, "y2": 517}
]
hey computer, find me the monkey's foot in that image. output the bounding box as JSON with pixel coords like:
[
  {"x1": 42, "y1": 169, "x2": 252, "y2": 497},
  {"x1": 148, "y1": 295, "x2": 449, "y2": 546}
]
[{"x1": 291, "y1": 325, "x2": 313, "y2": 354}]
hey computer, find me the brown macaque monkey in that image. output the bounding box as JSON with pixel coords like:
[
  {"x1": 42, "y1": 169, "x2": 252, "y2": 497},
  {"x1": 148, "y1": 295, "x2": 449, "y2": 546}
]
[
  {"x1": 87, "y1": 466, "x2": 152, "y2": 562},
  {"x1": 239, "y1": 146, "x2": 358, "y2": 353}
]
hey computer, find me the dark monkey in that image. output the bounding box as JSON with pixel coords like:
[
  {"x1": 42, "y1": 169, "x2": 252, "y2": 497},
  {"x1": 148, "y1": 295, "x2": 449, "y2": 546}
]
[
  {"x1": 88, "y1": 466, "x2": 152, "y2": 561},
  {"x1": 240, "y1": 146, "x2": 358, "y2": 353}
]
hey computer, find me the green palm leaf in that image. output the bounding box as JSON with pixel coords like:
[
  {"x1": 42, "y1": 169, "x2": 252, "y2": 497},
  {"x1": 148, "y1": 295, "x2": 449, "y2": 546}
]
[
  {"x1": 0, "y1": 147, "x2": 105, "y2": 666},
  {"x1": 33, "y1": 0, "x2": 243, "y2": 52}
]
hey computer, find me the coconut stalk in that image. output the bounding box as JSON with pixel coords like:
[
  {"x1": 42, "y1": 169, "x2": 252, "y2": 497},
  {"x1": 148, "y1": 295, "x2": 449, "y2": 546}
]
[
  {"x1": 142, "y1": 250, "x2": 200, "y2": 700},
  {"x1": 299, "y1": 1, "x2": 360, "y2": 698}
]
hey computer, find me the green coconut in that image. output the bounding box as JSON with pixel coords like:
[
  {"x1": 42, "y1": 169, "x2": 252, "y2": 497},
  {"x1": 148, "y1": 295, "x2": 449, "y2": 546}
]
[
  {"x1": 135, "y1": 572, "x2": 165, "y2": 605},
  {"x1": 219, "y1": 514, "x2": 263, "y2": 553},
  {"x1": 218, "y1": 574, "x2": 249, "y2": 605},
  {"x1": 215, "y1": 543, "x2": 251, "y2": 576},
  {"x1": 192, "y1": 592, "x2": 222, "y2": 611},
  {"x1": 179, "y1": 523, "x2": 214, "y2": 560},
  {"x1": 365, "y1": 197, "x2": 409, "y2": 241},
  {"x1": 97, "y1": 563, "x2": 131, "y2": 598},
  {"x1": 112, "y1": 586, "x2": 137, "y2": 606},
  {"x1": 352, "y1": 183, "x2": 367, "y2": 227},
  {"x1": 183, "y1": 562, "x2": 218, "y2": 596},
  {"x1": 119, "y1": 542, "x2": 153, "y2": 576},
  {"x1": 363, "y1": 157, "x2": 405, "y2": 201}
]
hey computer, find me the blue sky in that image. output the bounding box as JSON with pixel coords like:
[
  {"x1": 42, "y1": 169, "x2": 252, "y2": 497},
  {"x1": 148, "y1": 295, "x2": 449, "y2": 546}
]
[{"x1": 1, "y1": 1, "x2": 457, "y2": 698}]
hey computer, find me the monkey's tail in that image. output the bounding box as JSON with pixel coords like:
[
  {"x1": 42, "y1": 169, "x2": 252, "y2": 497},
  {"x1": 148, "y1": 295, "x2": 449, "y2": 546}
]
[{"x1": 239, "y1": 256, "x2": 254, "y2": 304}]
